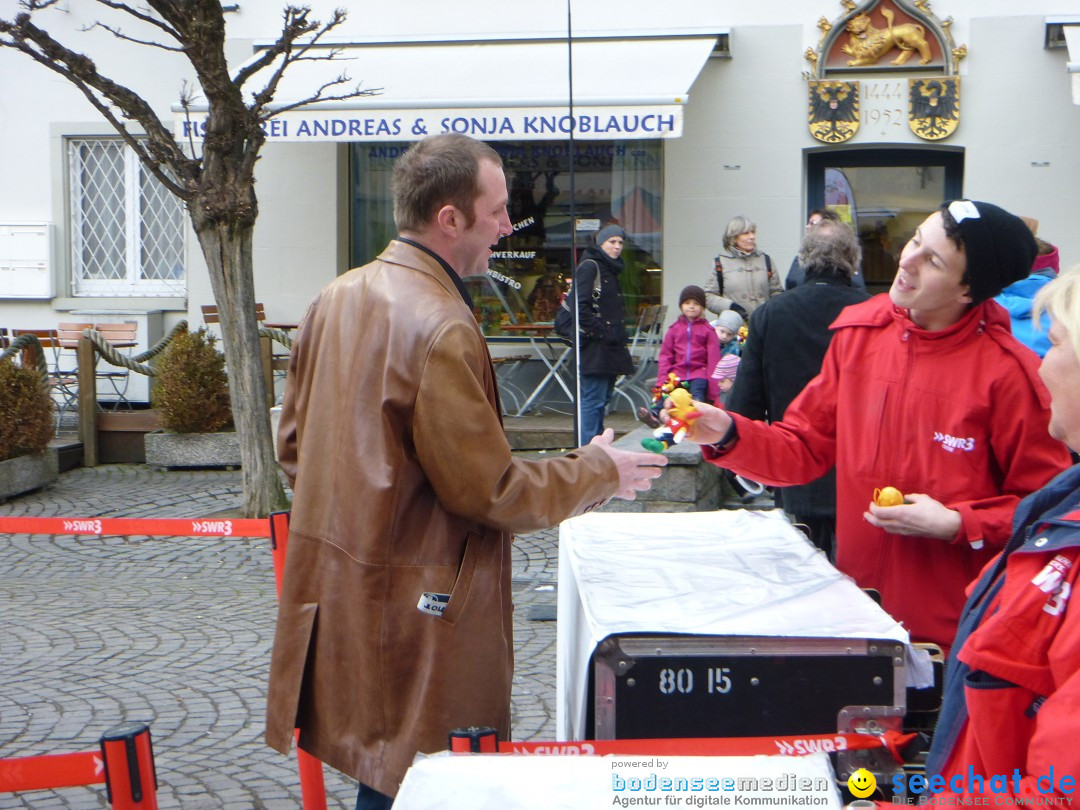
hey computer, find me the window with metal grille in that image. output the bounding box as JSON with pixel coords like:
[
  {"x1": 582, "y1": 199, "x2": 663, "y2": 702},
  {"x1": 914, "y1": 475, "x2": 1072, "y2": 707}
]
[{"x1": 68, "y1": 138, "x2": 185, "y2": 297}]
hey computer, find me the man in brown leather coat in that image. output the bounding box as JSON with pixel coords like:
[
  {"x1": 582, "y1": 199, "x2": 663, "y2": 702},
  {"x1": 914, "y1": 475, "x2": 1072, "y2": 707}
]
[{"x1": 266, "y1": 133, "x2": 666, "y2": 808}]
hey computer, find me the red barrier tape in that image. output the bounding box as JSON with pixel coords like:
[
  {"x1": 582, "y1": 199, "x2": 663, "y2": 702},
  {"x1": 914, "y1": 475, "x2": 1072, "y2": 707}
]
[
  {"x1": 0, "y1": 516, "x2": 269, "y2": 538},
  {"x1": 498, "y1": 730, "x2": 917, "y2": 763},
  {"x1": 0, "y1": 750, "x2": 103, "y2": 792}
]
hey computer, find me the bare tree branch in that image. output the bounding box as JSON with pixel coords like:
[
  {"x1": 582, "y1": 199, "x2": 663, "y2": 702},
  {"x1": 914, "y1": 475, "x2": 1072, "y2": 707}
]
[
  {"x1": 92, "y1": 0, "x2": 181, "y2": 39},
  {"x1": 245, "y1": 7, "x2": 354, "y2": 118},
  {"x1": 232, "y1": 6, "x2": 320, "y2": 89},
  {"x1": 262, "y1": 80, "x2": 380, "y2": 120},
  {"x1": 82, "y1": 21, "x2": 185, "y2": 53},
  {"x1": 0, "y1": 12, "x2": 195, "y2": 197}
]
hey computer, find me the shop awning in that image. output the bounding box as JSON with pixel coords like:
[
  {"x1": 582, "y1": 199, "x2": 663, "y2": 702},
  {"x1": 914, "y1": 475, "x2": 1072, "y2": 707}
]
[{"x1": 173, "y1": 33, "x2": 723, "y2": 142}]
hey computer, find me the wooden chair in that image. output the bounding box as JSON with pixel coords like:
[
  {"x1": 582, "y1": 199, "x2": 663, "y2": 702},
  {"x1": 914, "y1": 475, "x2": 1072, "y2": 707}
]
[
  {"x1": 92, "y1": 322, "x2": 138, "y2": 406},
  {"x1": 201, "y1": 302, "x2": 267, "y2": 325},
  {"x1": 56, "y1": 321, "x2": 138, "y2": 411},
  {"x1": 21, "y1": 326, "x2": 82, "y2": 427},
  {"x1": 201, "y1": 303, "x2": 289, "y2": 408}
]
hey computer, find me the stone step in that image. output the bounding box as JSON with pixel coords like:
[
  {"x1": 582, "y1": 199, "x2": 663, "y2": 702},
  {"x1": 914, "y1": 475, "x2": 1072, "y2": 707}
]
[{"x1": 502, "y1": 411, "x2": 639, "y2": 451}]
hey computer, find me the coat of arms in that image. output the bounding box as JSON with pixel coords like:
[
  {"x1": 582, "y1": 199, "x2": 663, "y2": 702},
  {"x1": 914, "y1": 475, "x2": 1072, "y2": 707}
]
[
  {"x1": 908, "y1": 77, "x2": 960, "y2": 140},
  {"x1": 808, "y1": 81, "x2": 860, "y2": 144}
]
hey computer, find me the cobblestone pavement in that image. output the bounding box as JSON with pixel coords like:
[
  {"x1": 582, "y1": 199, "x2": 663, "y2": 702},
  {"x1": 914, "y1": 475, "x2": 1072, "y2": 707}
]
[{"x1": 0, "y1": 465, "x2": 560, "y2": 808}]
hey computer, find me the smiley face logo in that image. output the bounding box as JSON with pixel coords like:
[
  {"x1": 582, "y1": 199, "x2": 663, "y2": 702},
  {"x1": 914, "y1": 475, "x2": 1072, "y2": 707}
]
[{"x1": 847, "y1": 768, "x2": 877, "y2": 799}]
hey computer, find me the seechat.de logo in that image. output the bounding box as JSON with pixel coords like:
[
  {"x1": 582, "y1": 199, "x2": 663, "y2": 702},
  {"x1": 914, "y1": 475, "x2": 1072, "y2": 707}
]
[{"x1": 848, "y1": 768, "x2": 877, "y2": 799}]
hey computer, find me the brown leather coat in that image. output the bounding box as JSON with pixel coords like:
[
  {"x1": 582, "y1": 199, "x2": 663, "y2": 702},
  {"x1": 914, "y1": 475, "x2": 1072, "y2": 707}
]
[{"x1": 265, "y1": 240, "x2": 618, "y2": 796}]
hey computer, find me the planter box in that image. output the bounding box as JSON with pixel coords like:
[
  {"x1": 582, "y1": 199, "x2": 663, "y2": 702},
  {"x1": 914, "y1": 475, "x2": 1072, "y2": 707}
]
[
  {"x1": 0, "y1": 448, "x2": 59, "y2": 501},
  {"x1": 144, "y1": 430, "x2": 241, "y2": 470},
  {"x1": 97, "y1": 409, "x2": 163, "y2": 464}
]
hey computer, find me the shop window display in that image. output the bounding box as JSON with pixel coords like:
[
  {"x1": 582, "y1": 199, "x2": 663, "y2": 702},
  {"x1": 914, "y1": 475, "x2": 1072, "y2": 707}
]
[{"x1": 350, "y1": 140, "x2": 664, "y2": 337}]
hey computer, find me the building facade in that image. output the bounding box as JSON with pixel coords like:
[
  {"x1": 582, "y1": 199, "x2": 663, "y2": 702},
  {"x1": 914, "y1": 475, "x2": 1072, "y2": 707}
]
[{"x1": 1, "y1": 0, "x2": 1078, "y2": 387}]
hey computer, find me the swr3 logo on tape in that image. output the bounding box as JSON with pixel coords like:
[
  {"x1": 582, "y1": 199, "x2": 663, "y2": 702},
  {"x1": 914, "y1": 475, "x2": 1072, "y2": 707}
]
[{"x1": 417, "y1": 592, "x2": 451, "y2": 616}]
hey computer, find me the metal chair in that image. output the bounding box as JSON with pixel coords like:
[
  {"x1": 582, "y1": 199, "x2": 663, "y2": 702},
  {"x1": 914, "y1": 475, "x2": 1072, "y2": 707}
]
[{"x1": 611, "y1": 304, "x2": 668, "y2": 414}]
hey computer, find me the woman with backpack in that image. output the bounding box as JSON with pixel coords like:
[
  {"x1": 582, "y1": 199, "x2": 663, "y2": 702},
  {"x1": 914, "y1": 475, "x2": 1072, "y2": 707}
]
[{"x1": 703, "y1": 215, "x2": 782, "y2": 318}]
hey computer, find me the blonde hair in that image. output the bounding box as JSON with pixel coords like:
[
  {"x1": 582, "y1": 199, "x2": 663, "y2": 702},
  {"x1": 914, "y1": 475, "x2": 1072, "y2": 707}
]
[{"x1": 1033, "y1": 264, "x2": 1080, "y2": 361}]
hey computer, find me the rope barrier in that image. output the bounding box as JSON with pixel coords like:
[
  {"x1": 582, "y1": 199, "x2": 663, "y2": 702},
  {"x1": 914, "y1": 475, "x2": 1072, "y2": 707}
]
[
  {"x1": 258, "y1": 325, "x2": 294, "y2": 350},
  {"x1": 76, "y1": 318, "x2": 189, "y2": 378},
  {"x1": 0, "y1": 333, "x2": 51, "y2": 393},
  {"x1": 0, "y1": 515, "x2": 269, "y2": 538},
  {"x1": 0, "y1": 750, "x2": 103, "y2": 792}
]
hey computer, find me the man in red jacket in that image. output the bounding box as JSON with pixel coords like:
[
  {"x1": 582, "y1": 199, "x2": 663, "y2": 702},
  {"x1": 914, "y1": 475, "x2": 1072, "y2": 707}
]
[{"x1": 678, "y1": 200, "x2": 1072, "y2": 652}]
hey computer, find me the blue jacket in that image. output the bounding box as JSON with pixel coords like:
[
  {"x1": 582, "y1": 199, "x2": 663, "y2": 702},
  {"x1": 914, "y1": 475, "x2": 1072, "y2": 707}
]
[{"x1": 994, "y1": 271, "x2": 1054, "y2": 358}]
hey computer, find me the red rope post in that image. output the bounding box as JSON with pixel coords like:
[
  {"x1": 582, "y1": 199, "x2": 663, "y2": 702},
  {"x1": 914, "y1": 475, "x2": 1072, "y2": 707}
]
[
  {"x1": 269, "y1": 511, "x2": 328, "y2": 810},
  {"x1": 99, "y1": 723, "x2": 157, "y2": 809}
]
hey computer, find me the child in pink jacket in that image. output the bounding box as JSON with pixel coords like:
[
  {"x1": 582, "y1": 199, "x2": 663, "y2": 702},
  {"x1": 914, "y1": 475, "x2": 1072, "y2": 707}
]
[{"x1": 656, "y1": 285, "x2": 721, "y2": 405}]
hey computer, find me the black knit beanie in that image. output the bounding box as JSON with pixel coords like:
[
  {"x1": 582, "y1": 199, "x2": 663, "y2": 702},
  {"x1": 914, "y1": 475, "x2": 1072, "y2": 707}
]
[{"x1": 943, "y1": 200, "x2": 1037, "y2": 304}]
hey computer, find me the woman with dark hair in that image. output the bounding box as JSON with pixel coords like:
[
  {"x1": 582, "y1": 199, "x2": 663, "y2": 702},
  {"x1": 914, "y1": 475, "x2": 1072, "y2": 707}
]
[{"x1": 571, "y1": 224, "x2": 635, "y2": 445}]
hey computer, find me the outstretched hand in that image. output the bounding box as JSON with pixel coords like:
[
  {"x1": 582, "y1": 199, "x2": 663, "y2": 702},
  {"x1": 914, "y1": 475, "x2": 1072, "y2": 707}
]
[
  {"x1": 863, "y1": 493, "x2": 963, "y2": 540},
  {"x1": 590, "y1": 429, "x2": 668, "y2": 500},
  {"x1": 660, "y1": 398, "x2": 733, "y2": 445}
]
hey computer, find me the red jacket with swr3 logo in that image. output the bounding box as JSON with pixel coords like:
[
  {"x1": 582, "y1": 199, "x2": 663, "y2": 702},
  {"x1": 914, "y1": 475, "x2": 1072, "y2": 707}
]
[{"x1": 704, "y1": 295, "x2": 1072, "y2": 650}]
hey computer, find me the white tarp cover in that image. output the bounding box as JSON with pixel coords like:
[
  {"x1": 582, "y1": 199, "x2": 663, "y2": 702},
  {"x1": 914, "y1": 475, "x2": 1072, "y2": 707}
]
[
  {"x1": 394, "y1": 750, "x2": 842, "y2": 810},
  {"x1": 173, "y1": 36, "x2": 718, "y2": 142},
  {"x1": 556, "y1": 509, "x2": 934, "y2": 741}
]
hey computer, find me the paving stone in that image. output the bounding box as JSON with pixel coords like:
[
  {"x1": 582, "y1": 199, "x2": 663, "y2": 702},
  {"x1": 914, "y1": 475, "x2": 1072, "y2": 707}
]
[{"x1": 0, "y1": 463, "x2": 565, "y2": 808}]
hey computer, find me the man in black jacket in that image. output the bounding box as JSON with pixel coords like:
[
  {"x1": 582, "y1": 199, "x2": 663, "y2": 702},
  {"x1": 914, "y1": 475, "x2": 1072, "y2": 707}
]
[
  {"x1": 785, "y1": 209, "x2": 867, "y2": 291},
  {"x1": 726, "y1": 219, "x2": 870, "y2": 559}
]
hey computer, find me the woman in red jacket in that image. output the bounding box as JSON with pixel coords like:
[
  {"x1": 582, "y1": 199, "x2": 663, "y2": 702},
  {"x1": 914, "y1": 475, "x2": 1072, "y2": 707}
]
[
  {"x1": 674, "y1": 201, "x2": 1073, "y2": 653},
  {"x1": 925, "y1": 264, "x2": 1080, "y2": 801}
]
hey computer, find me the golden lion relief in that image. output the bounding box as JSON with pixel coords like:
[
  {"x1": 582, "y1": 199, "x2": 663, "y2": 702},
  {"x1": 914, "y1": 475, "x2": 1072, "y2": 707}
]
[{"x1": 842, "y1": 8, "x2": 933, "y2": 67}]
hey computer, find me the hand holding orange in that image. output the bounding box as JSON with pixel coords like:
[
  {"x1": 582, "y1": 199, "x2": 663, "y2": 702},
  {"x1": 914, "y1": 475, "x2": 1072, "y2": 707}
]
[{"x1": 873, "y1": 486, "x2": 905, "y2": 507}]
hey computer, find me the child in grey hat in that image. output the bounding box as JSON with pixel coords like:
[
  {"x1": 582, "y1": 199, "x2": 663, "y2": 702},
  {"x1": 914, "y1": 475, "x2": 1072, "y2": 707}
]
[{"x1": 711, "y1": 309, "x2": 744, "y2": 357}]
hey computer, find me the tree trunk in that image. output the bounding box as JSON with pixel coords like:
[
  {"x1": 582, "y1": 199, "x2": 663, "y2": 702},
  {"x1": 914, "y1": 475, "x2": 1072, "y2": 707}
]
[{"x1": 195, "y1": 222, "x2": 288, "y2": 518}]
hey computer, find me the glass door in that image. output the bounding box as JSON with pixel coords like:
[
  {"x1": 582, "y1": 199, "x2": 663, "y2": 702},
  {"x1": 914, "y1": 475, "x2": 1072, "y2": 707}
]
[{"x1": 807, "y1": 148, "x2": 964, "y2": 292}]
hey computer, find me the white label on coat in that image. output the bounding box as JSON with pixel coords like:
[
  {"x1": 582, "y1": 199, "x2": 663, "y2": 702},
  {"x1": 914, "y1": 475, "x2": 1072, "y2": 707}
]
[{"x1": 417, "y1": 592, "x2": 451, "y2": 616}]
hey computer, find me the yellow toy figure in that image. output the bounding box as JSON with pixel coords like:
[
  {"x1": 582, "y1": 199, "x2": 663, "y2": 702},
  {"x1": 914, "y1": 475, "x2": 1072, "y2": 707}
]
[
  {"x1": 641, "y1": 388, "x2": 700, "y2": 453},
  {"x1": 639, "y1": 372, "x2": 687, "y2": 429}
]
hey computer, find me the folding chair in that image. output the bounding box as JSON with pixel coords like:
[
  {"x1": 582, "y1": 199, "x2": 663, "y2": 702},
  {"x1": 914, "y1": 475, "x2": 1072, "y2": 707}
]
[
  {"x1": 19, "y1": 327, "x2": 80, "y2": 428},
  {"x1": 610, "y1": 304, "x2": 668, "y2": 414},
  {"x1": 91, "y1": 322, "x2": 138, "y2": 408}
]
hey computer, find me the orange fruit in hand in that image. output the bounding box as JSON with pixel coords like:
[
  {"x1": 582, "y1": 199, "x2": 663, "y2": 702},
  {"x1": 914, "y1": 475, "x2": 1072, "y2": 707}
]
[{"x1": 873, "y1": 486, "x2": 904, "y2": 507}]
